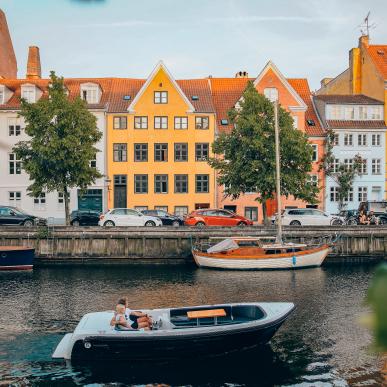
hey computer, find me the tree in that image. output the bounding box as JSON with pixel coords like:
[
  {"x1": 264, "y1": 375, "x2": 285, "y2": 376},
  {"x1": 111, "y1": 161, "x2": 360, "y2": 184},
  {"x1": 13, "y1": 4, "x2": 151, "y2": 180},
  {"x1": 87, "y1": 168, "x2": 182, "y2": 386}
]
[
  {"x1": 208, "y1": 81, "x2": 318, "y2": 223},
  {"x1": 319, "y1": 128, "x2": 363, "y2": 212},
  {"x1": 13, "y1": 71, "x2": 102, "y2": 225}
]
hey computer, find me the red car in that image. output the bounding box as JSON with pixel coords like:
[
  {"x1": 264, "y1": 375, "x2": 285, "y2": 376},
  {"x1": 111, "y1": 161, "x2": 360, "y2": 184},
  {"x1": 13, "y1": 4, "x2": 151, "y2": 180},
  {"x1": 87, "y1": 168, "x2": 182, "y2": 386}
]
[{"x1": 184, "y1": 209, "x2": 253, "y2": 227}]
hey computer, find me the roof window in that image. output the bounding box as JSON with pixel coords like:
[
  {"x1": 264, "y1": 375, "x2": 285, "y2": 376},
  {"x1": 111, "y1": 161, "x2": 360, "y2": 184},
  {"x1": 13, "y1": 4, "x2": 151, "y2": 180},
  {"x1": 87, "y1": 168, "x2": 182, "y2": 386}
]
[
  {"x1": 220, "y1": 119, "x2": 229, "y2": 125},
  {"x1": 80, "y1": 83, "x2": 101, "y2": 104},
  {"x1": 306, "y1": 119, "x2": 316, "y2": 126},
  {"x1": 191, "y1": 95, "x2": 199, "y2": 101},
  {"x1": 123, "y1": 95, "x2": 131, "y2": 100}
]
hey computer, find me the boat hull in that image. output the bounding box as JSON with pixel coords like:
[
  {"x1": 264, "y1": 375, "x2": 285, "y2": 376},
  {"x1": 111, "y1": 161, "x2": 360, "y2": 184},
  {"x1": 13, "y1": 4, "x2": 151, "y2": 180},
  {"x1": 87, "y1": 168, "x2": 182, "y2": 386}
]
[
  {"x1": 0, "y1": 247, "x2": 34, "y2": 271},
  {"x1": 193, "y1": 245, "x2": 329, "y2": 270}
]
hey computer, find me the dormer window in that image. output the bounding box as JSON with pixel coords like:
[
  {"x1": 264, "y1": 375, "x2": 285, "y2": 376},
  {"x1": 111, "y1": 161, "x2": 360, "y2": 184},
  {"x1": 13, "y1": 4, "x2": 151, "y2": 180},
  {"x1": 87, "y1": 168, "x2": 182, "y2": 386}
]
[
  {"x1": 264, "y1": 88, "x2": 278, "y2": 102},
  {"x1": 21, "y1": 85, "x2": 36, "y2": 103},
  {"x1": 154, "y1": 91, "x2": 168, "y2": 104},
  {"x1": 80, "y1": 83, "x2": 100, "y2": 104},
  {"x1": 0, "y1": 86, "x2": 4, "y2": 104}
]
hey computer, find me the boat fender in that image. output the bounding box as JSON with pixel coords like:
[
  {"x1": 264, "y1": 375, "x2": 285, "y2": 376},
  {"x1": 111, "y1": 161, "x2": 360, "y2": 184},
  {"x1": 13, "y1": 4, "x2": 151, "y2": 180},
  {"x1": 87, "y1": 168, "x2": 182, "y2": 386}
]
[
  {"x1": 84, "y1": 341, "x2": 92, "y2": 349},
  {"x1": 292, "y1": 256, "x2": 297, "y2": 266}
]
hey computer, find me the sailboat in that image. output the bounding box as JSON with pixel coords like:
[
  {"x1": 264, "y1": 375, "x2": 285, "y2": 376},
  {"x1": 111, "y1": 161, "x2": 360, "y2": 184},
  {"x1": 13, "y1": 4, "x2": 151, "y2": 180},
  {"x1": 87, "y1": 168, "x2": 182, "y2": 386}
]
[{"x1": 192, "y1": 101, "x2": 331, "y2": 270}]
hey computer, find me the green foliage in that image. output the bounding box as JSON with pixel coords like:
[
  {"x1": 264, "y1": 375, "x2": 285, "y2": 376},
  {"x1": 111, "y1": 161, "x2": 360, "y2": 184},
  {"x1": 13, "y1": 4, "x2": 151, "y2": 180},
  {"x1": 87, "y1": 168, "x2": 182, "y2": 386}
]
[
  {"x1": 366, "y1": 263, "x2": 387, "y2": 351},
  {"x1": 319, "y1": 128, "x2": 363, "y2": 211},
  {"x1": 208, "y1": 82, "x2": 318, "y2": 221},
  {"x1": 13, "y1": 71, "x2": 102, "y2": 225},
  {"x1": 35, "y1": 226, "x2": 51, "y2": 240}
]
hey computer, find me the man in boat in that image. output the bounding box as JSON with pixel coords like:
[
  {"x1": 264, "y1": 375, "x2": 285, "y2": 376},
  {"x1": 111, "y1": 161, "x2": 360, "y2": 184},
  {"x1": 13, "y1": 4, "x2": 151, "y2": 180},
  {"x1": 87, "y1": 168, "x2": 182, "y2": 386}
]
[{"x1": 110, "y1": 297, "x2": 152, "y2": 330}]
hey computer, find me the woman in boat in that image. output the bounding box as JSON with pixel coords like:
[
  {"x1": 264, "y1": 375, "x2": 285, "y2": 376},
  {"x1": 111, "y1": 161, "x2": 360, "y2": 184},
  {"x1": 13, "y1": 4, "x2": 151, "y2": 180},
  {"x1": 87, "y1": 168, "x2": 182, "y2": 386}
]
[{"x1": 110, "y1": 297, "x2": 152, "y2": 330}]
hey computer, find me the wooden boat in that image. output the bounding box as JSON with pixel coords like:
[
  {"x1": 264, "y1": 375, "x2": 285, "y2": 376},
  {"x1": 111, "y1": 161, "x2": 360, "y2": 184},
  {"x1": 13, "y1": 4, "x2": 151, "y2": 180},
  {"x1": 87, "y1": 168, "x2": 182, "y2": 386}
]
[
  {"x1": 192, "y1": 237, "x2": 330, "y2": 270},
  {"x1": 0, "y1": 246, "x2": 34, "y2": 270},
  {"x1": 52, "y1": 302, "x2": 295, "y2": 361}
]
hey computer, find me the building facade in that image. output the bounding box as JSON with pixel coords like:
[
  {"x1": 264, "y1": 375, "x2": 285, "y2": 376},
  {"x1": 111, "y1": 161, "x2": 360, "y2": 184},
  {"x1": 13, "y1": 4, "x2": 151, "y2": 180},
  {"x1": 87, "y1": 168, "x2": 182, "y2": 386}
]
[
  {"x1": 106, "y1": 62, "x2": 216, "y2": 216},
  {"x1": 314, "y1": 94, "x2": 386, "y2": 214}
]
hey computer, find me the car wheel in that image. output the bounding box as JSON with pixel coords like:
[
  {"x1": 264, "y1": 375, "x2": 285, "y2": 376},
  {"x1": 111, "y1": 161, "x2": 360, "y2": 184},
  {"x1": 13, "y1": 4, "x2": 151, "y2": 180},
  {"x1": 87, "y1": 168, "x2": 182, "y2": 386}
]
[
  {"x1": 145, "y1": 221, "x2": 156, "y2": 227},
  {"x1": 23, "y1": 220, "x2": 34, "y2": 227},
  {"x1": 331, "y1": 219, "x2": 343, "y2": 226},
  {"x1": 104, "y1": 220, "x2": 115, "y2": 227},
  {"x1": 289, "y1": 220, "x2": 301, "y2": 226},
  {"x1": 195, "y1": 221, "x2": 205, "y2": 228},
  {"x1": 172, "y1": 220, "x2": 180, "y2": 227},
  {"x1": 237, "y1": 221, "x2": 247, "y2": 227},
  {"x1": 72, "y1": 220, "x2": 80, "y2": 227}
]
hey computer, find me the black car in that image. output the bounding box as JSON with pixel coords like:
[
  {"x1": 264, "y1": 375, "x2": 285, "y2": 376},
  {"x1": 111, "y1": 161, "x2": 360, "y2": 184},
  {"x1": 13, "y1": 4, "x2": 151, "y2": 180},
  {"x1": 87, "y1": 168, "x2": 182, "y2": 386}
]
[
  {"x1": 70, "y1": 210, "x2": 101, "y2": 226},
  {"x1": 141, "y1": 210, "x2": 184, "y2": 227},
  {"x1": 0, "y1": 206, "x2": 46, "y2": 227}
]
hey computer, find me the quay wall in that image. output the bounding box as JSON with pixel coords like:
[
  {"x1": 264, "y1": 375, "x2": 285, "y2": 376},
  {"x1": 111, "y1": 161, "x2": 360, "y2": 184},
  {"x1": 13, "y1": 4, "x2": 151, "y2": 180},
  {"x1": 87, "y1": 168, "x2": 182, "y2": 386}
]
[{"x1": 0, "y1": 226, "x2": 386, "y2": 265}]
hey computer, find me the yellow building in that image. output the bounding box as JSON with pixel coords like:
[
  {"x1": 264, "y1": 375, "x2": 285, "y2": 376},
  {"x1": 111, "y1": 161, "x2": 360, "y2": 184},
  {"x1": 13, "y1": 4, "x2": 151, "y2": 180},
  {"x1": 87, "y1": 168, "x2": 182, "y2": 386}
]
[{"x1": 106, "y1": 61, "x2": 216, "y2": 216}]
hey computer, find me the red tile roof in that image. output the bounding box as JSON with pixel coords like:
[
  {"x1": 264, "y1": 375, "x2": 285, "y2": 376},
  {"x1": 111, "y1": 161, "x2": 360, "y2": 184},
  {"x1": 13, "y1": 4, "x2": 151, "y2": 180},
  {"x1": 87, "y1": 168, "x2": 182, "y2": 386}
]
[
  {"x1": 176, "y1": 79, "x2": 215, "y2": 113},
  {"x1": 314, "y1": 94, "x2": 383, "y2": 104},
  {"x1": 367, "y1": 45, "x2": 387, "y2": 80},
  {"x1": 288, "y1": 78, "x2": 325, "y2": 136},
  {"x1": 326, "y1": 120, "x2": 386, "y2": 129}
]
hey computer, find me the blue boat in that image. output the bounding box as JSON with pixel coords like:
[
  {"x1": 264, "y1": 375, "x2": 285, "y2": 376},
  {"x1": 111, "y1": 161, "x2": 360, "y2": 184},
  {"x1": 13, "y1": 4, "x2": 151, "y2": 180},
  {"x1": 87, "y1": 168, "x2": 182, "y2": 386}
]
[{"x1": 0, "y1": 246, "x2": 34, "y2": 270}]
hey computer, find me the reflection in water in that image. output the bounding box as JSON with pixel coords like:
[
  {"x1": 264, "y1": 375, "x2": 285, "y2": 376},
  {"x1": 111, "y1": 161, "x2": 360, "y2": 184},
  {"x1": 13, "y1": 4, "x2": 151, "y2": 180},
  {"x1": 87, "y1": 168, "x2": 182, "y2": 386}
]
[{"x1": 0, "y1": 264, "x2": 383, "y2": 386}]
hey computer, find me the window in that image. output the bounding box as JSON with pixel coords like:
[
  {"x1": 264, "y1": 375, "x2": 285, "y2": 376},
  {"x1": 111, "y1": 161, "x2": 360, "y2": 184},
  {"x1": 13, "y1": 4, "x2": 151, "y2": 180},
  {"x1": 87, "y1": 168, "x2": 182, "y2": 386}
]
[
  {"x1": 174, "y1": 143, "x2": 188, "y2": 161},
  {"x1": 292, "y1": 116, "x2": 298, "y2": 129},
  {"x1": 195, "y1": 116, "x2": 209, "y2": 129},
  {"x1": 80, "y1": 84, "x2": 99, "y2": 104},
  {"x1": 9, "y1": 153, "x2": 21, "y2": 175},
  {"x1": 113, "y1": 116, "x2": 127, "y2": 129},
  {"x1": 333, "y1": 134, "x2": 339, "y2": 146},
  {"x1": 21, "y1": 85, "x2": 36, "y2": 103},
  {"x1": 359, "y1": 106, "x2": 368, "y2": 120},
  {"x1": 134, "y1": 206, "x2": 148, "y2": 212},
  {"x1": 358, "y1": 187, "x2": 368, "y2": 202},
  {"x1": 330, "y1": 187, "x2": 339, "y2": 202},
  {"x1": 360, "y1": 159, "x2": 367, "y2": 175},
  {"x1": 155, "y1": 175, "x2": 168, "y2": 193},
  {"x1": 8, "y1": 118, "x2": 22, "y2": 136},
  {"x1": 344, "y1": 134, "x2": 353, "y2": 146},
  {"x1": 175, "y1": 175, "x2": 188, "y2": 193},
  {"x1": 332, "y1": 158, "x2": 340, "y2": 173},
  {"x1": 174, "y1": 206, "x2": 188, "y2": 217},
  {"x1": 34, "y1": 193, "x2": 46, "y2": 210},
  {"x1": 344, "y1": 158, "x2": 353, "y2": 170},
  {"x1": 174, "y1": 116, "x2": 188, "y2": 129},
  {"x1": 9, "y1": 191, "x2": 21, "y2": 205},
  {"x1": 155, "y1": 206, "x2": 168, "y2": 212},
  {"x1": 154, "y1": 116, "x2": 168, "y2": 129},
  {"x1": 196, "y1": 174, "x2": 209, "y2": 193},
  {"x1": 195, "y1": 143, "x2": 209, "y2": 161},
  {"x1": 344, "y1": 187, "x2": 353, "y2": 202},
  {"x1": 0, "y1": 87, "x2": 4, "y2": 104},
  {"x1": 58, "y1": 192, "x2": 70, "y2": 207},
  {"x1": 308, "y1": 174, "x2": 318, "y2": 187},
  {"x1": 134, "y1": 174, "x2": 148, "y2": 193},
  {"x1": 154, "y1": 143, "x2": 168, "y2": 161},
  {"x1": 311, "y1": 144, "x2": 318, "y2": 162},
  {"x1": 263, "y1": 88, "x2": 278, "y2": 102},
  {"x1": 358, "y1": 134, "x2": 367, "y2": 146},
  {"x1": 134, "y1": 143, "x2": 148, "y2": 162},
  {"x1": 113, "y1": 143, "x2": 127, "y2": 162},
  {"x1": 245, "y1": 207, "x2": 258, "y2": 221},
  {"x1": 154, "y1": 91, "x2": 168, "y2": 104},
  {"x1": 344, "y1": 106, "x2": 355, "y2": 120},
  {"x1": 90, "y1": 154, "x2": 97, "y2": 168},
  {"x1": 372, "y1": 159, "x2": 381, "y2": 175},
  {"x1": 372, "y1": 134, "x2": 381, "y2": 146},
  {"x1": 370, "y1": 106, "x2": 382, "y2": 120},
  {"x1": 330, "y1": 105, "x2": 342, "y2": 119},
  {"x1": 134, "y1": 116, "x2": 148, "y2": 129}
]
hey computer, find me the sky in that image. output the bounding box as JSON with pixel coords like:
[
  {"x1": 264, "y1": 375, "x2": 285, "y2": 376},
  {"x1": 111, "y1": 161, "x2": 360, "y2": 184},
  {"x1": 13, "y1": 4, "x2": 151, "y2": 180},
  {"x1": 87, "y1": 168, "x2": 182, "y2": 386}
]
[{"x1": 1, "y1": 0, "x2": 387, "y2": 90}]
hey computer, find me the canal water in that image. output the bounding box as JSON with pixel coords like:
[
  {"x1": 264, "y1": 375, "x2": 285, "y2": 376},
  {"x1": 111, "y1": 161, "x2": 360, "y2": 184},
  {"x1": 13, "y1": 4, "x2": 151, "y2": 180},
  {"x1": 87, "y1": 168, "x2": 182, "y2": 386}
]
[{"x1": 0, "y1": 263, "x2": 384, "y2": 386}]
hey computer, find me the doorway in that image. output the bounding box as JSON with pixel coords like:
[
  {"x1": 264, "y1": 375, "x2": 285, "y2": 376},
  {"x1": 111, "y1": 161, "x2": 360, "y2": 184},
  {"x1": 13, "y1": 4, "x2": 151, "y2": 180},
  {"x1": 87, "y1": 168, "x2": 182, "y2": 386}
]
[{"x1": 114, "y1": 175, "x2": 127, "y2": 208}]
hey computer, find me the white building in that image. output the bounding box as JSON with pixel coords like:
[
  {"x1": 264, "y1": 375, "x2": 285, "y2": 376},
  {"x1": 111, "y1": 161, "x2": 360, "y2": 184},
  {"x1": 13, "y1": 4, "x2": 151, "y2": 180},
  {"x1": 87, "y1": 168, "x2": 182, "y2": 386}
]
[
  {"x1": 314, "y1": 94, "x2": 386, "y2": 214},
  {"x1": 0, "y1": 76, "x2": 110, "y2": 223}
]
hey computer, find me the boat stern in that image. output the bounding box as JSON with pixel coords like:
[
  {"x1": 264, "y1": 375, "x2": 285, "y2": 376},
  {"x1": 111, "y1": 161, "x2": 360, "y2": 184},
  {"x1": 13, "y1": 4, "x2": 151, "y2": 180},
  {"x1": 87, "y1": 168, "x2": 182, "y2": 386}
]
[{"x1": 52, "y1": 333, "x2": 73, "y2": 360}]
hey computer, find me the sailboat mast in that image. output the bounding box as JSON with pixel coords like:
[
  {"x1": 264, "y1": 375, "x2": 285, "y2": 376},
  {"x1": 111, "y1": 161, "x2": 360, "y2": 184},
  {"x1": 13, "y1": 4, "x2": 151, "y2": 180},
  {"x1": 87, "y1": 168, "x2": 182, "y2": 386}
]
[{"x1": 274, "y1": 100, "x2": 283, "y2": 244}]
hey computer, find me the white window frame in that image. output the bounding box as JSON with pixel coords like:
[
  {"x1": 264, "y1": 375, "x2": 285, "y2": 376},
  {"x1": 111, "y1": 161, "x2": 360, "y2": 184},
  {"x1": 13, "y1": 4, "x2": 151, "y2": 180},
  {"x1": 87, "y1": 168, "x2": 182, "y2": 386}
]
[
  {"x1": 308, "y1": 174, "x2": 318, "y2": 187},
  {"x1": 9, "y1": 191, "x2": 21, "y2": 206},
  {"x1": 21, "y1": 85, "x2": 36, "y2": 103},
  {"x1": 372, "y1": 159, "x2": 381, "y2": 175},
  {"x1": 263, "y1": 88, "x2": 278, "y2": 102},
  {"x1": 370, "y1": 106, "x2": 382, "y2": 120},
  {"x1": 134, "y1": 206, "x2": 148, "y2": 212},
  {"x1": 311, "y1": 144, "x2": 318, "y2": 162},
  {"x1": 344, "y1": 133, "x2": 353, "y2": 146},
  {"x1": 292, "y1": 116, "x2": 298, "y2": 129},
  {"x1": 330, "y1": 186, "x2": 339, "y2": 202},
  {"x1": 359, "y1": 106, "x2": 368, "y2": 120},
  {"x1": 332, "y1": 158, "x2": 340, "y2": 173},
  {"x1": 0, "y1": 86, "x2": 4, "y2": 104},
  {"x1": 34, "y1": 193, "x2": 46, "y2": 211},
  {"x1": 344, "y1": 158, "x2": 353, "y2": 170},
  {"x1": 154, "y1": 116, "x2": 168, "y2": 129},
  {"x1": 360, "y1": 159, "x2": 367, "y2": 175},
  {"x1": 80, "y1": 83, "x2": 100, "y2": 104},
  {"x1": 134, "y1": 116, "x2": 148, "y2": 129},
  {"x1": 174, "y1": 206, "x2": 188, "y2": 217},
  {"x1": 155, "y1": 206, "x2": 168, "y2": 212},
  {"x1": 372, "y1": 134, "x2": 381, "y2": 146},
  {"x1": 358, "y1": 187, "x2": 368, "y2": 202},
  {"x1": 8, "y1": 118, "x2": 22, "y2": 136},
  {"x1": 357, "y1": 134, "x2": 367, "y2": 146},
  {"x1": 174, "y1": 116, "x2": 188, "y2": 129},
  {"x1": 329, "y1": 105, "x2": 342, "y2": 120},
  {"x1": 9, "y1": 153, "x2": 22, "y2": 175}
]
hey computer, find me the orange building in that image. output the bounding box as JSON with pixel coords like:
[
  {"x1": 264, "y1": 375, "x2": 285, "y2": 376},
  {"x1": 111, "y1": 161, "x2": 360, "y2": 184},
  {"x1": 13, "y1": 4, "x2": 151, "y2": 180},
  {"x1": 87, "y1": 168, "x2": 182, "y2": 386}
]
[{"x1": 209, "y1": 61, "x2": 325, "y2": 223}]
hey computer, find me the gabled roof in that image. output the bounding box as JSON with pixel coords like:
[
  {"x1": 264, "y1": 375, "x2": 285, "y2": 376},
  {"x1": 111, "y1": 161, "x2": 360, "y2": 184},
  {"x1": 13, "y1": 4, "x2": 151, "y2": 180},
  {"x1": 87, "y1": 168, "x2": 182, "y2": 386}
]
[
  {"x1": 127, "y1": 61, "x2": 195, "y2": 113},
  {"x1": 288, "y1": 79, "x2": 325, "y2": 136},
  {"x1": 366, "y1": 45, "x2": 387, "y2": 80},
  {"x1": 314, "y1": 94, "x2": 383, "y2": 105}
]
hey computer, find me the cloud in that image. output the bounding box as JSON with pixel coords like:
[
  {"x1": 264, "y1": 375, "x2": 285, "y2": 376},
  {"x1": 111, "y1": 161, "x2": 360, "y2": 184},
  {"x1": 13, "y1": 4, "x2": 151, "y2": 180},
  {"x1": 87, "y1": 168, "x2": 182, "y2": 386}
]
[{"x1": 204, "y1": 15, "x2": 347, "y2": 24}]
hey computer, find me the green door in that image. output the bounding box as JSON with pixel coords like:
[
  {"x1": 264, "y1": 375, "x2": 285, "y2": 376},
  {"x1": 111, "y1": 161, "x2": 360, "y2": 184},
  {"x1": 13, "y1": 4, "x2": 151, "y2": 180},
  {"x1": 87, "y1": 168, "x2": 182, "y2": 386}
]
[{"x1": 78, "y1": 189, "x2": 103, "y2": 212}]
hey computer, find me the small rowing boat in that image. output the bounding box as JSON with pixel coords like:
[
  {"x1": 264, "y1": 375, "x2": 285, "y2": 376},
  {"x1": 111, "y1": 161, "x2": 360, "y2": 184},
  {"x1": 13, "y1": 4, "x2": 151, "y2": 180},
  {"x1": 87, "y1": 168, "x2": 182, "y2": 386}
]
[
  {"x1": 0, "y1": 246, "x2": 35, "y2": 270},
  {"x1": 52, "y1": 302, "x2": 294, "y2": 361}
]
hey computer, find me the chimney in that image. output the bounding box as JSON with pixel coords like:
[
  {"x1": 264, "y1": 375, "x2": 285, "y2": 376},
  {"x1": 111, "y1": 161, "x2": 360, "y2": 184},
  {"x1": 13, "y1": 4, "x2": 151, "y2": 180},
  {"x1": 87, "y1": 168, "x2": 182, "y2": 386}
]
[
  {"x1": 26, "y1": 46, "x2": 41, "y2": 79},
  {"x1": 0, "y1": 9, "x2": 17, "y2": 78},
  {"x1": 320, "y1": 78, "x2": 333, "y2": 88},
  {"x1": 235, "y1": 71, "x2": 249, "y2": 78},
  {"x1": 359, "y1": 34, "x2": 369, "y2": 48}
]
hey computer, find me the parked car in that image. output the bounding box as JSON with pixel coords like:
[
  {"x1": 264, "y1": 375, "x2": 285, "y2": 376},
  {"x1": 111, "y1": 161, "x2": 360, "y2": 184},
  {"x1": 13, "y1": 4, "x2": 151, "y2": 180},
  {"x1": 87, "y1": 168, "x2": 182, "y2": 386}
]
[
  {"x1": 70, "y1": 210, "x2": 101, "y2": 226},
  {"x1": 141, "y1": 210, "x2": 184, "y2": 227},
  {"x1": 279, "y1": 208, "x2": 343, "y2": 226},
  {"x1": 184, "y1": 209, "x2": 253, "y2": 227},
  {"x1": 339, "y1": 208, "x2": 387, "y2": 225},
  {"x1": 98, "y1": 208, "x2": 162, "y2": 227},
  {"x1": 0, "y1": 206, "x2": 46, "y2": 227}
]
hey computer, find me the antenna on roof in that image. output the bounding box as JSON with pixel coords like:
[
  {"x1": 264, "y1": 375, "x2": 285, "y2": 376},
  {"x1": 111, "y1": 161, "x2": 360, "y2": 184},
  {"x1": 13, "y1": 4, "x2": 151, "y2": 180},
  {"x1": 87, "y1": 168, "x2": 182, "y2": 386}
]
[{"x1": 358, "y1": 11, "x2": 376, "y2": 36}]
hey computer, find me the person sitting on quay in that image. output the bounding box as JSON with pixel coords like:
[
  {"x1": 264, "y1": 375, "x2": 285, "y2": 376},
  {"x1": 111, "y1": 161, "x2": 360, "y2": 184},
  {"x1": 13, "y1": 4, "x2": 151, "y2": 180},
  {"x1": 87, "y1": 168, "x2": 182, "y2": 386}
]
[
  {"x1": 110, "y1": 297, "x2": 152, "y2": 330},
  {"x1": 359, "y1": 210, "x2": 370, "y2": 225},
  {"x1": 368, "y1": 211, "x2": 379, "y2": 225}
]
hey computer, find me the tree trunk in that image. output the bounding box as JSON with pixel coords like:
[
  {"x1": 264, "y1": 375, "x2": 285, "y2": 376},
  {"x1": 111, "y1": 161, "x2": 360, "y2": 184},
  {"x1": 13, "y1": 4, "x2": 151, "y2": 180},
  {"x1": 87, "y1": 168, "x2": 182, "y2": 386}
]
[
  {"x1": 64, "y1": 186, "x2": 70, "y2": 226},
  {"x1": 262, "y1": 201, "x2": 269, "y2": 226}
]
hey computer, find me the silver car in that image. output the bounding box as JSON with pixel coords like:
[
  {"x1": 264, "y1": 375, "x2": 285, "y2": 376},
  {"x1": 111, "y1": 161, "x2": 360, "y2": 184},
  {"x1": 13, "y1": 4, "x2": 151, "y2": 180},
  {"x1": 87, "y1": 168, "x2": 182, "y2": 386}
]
[
  {"x1": 98, "y1": 208, "x2": 163, "y2": 227},
  {"x1": 273, "y1": 208, "x2": 344, "y2": 226}
]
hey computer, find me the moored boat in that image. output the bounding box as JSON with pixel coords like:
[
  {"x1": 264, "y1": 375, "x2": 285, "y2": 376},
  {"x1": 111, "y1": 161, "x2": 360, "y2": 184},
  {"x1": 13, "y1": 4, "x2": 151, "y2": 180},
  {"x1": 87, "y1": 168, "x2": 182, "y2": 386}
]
[
  {"x1": 192, "y1": 237, "x2": 330, "y2": 270},
  {"x1": 0, "y1": 246, "x2": 34, "y2": 270},
  {"x1": 52, "y1": 302, "x2": 295, "y2": 361}
]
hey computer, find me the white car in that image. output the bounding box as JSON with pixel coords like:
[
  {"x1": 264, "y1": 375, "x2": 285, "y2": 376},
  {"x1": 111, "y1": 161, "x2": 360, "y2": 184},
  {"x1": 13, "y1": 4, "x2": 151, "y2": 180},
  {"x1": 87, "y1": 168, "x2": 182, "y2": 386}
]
[
  {"x1": 274, "y1": 208, "x2": 343, "y2": 226},
  {"x1": 98, "y1": 208, "x2": 163, "y2": 227}
]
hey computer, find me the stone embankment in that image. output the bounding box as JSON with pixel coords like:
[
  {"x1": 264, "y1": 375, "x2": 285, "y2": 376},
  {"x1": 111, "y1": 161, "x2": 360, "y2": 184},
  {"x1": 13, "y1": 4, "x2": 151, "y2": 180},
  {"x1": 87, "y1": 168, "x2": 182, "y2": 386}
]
[{"x1": 0, "y1": 225, "x2": 386, "y2": 265}]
